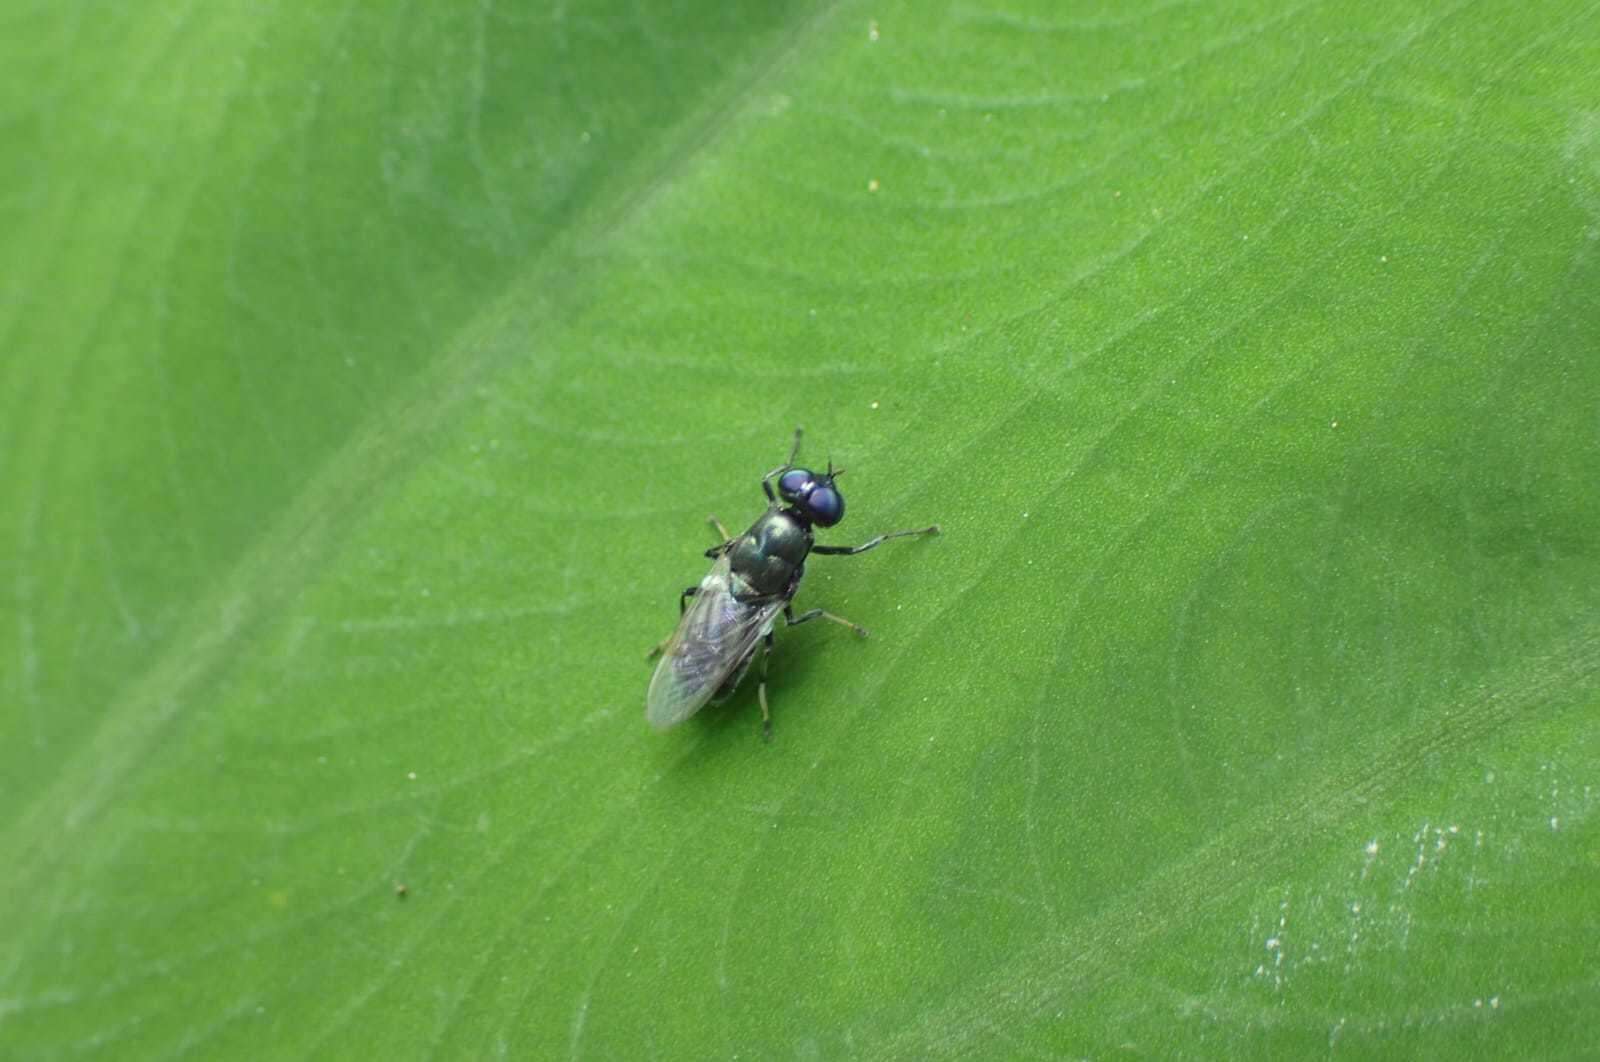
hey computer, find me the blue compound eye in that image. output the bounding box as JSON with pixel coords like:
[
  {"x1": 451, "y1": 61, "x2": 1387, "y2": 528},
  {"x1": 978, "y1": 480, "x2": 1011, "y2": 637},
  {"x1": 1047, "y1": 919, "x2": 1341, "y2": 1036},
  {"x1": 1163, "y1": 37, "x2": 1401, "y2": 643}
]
[
  {"x1": 778, "y1": 468, "x2": 813, "y2": 501},
  {"x1": 807, "y1": 485, "x2": 844, "y2": 527}
]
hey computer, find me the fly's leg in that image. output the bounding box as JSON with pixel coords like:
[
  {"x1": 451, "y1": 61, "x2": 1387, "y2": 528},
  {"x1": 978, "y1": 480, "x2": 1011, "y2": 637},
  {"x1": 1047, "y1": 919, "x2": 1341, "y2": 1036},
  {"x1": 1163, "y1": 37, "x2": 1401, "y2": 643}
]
[
  {"x1": 761, "y1": 426, "x2": 805, "y2": 501},
  {"x1": 785, "y1": 603, "x2": 869, "y2": 639},
  {"x1": 645, "y1": 586, "x2": 699, "y2": 659},
  {"x1": 812, "y1": 524, "x2": 941, "y2": 556},
  {"x1": 704, "y1": 514, "x2": 735, "y2": 558},
  {"x1": 757, "y1": 632, "x2": 775, "y2": 742}
]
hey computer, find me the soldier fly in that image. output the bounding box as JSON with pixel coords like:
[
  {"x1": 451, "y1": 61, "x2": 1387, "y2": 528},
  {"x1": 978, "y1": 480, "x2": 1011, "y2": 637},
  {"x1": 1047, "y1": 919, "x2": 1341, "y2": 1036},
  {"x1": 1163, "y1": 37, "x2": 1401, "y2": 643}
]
[{"x1": 646, "y1": 428, "x2": 939, "y2": 739}]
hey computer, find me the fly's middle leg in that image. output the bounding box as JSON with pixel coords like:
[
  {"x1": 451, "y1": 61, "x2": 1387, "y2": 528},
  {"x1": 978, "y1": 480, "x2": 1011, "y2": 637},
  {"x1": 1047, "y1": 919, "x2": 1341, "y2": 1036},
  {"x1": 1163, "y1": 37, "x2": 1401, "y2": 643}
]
[
  {"x1": 704, "y1": 515, "x2": 734, "y2": 558},
  {"x1": 785, "y1": 603, "x2": 869, "y2": 639}
]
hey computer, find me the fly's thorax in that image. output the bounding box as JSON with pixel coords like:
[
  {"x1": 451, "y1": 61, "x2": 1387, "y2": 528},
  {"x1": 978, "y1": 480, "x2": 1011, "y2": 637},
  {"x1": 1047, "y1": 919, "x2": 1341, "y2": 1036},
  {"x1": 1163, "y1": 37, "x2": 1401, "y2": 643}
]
[{"x1": 728, "y1": 509, "x2": 813, "y2": 596}]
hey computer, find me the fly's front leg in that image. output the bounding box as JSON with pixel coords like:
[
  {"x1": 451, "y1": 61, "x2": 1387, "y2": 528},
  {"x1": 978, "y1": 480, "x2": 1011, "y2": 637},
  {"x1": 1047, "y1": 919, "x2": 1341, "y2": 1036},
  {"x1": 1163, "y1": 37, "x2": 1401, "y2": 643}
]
[
  {"x1": 785, "y1": 603, "x2": 869, "y2": 639},
  {"x1": 646, "y1": 586, "x2": 699, "y2": 659},
  {"x1": 757, "y1": 631, "x2": 775, "y2": 742},
  {"x1": 812, "y1": 524, "x2": 941, "y2": 557},
  {"x1": 761, "y1": 426, "x2": 805, "y2": 501}
]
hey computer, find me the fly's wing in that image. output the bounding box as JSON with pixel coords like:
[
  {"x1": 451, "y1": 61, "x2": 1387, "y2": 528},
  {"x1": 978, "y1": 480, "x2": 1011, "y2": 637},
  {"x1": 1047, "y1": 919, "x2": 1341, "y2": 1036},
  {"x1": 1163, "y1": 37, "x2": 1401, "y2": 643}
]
[{"x1": 646, "y1": 553, "x2": 783, "y2": 730}]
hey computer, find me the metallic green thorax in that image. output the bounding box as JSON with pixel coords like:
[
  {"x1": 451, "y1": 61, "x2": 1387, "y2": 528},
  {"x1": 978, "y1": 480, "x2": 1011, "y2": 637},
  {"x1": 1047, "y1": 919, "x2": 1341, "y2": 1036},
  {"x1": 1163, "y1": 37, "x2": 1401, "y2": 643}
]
[{"x1": 726, "y1": 508, "x2": 813, "y2": 597}]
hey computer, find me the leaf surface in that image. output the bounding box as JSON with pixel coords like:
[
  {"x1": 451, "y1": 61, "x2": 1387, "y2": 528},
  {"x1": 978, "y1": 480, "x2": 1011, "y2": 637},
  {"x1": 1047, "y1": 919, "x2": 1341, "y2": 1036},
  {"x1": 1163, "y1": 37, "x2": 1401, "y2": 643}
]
[{"x1": 3, "y1": 0, "x2": 1598, "y2": 1056}]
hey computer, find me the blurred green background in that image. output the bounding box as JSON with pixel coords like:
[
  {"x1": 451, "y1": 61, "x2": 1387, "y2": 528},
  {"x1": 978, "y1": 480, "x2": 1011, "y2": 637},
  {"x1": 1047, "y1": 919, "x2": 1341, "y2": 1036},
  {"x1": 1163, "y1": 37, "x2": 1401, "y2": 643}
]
[{"x1": 3, "y1": 0, "x2": 1598, "y2": 1056}]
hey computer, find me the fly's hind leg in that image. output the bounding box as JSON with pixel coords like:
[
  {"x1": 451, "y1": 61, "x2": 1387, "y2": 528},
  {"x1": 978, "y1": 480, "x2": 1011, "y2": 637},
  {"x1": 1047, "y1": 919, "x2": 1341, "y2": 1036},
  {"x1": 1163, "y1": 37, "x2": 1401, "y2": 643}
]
[
  {"x1": 757, "y1": 631, "x2": 775, "y2": 742},
  {"x1": 785, "y1": 603, "x2": 870, "y2": 639},
  {"x1": 646, "y1": 586, "x2": 699, "y2": 659}
]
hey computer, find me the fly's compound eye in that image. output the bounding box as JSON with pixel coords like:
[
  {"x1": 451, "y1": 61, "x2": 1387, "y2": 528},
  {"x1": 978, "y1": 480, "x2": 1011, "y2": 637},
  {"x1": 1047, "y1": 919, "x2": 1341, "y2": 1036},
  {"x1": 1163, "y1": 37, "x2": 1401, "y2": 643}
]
[
  {"x1": 807, "y1": 485, "x2": 844, "y2": 527},
  {"x1": 778, "y1": 468, "x2": 814, "y2": 503}
]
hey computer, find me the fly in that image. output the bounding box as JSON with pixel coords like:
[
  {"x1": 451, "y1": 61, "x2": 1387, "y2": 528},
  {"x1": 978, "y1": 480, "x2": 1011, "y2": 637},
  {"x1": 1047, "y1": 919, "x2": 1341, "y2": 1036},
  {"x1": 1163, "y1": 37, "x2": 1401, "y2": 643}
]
[{"x1": 646, "y1": 427, "x2": 940, "y2": 739}]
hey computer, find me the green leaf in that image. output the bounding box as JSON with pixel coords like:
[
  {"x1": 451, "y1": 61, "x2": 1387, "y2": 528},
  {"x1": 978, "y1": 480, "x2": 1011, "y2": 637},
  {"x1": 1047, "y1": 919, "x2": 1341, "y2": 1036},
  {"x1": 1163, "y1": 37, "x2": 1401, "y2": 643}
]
[{"x1": 5, "y1": 0, "x2": 1598, "y2": 1056}]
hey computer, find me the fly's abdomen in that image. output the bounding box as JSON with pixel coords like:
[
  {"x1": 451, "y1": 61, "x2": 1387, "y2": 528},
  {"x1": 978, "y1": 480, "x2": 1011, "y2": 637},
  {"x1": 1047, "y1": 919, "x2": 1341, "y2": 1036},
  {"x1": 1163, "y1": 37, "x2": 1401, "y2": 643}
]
[
  {"x1": 645, "y1": 556, "x2": 778, "y2": 730},
  {"x1": 646, "y1": 636, "x2": 723, "y2": 729}
]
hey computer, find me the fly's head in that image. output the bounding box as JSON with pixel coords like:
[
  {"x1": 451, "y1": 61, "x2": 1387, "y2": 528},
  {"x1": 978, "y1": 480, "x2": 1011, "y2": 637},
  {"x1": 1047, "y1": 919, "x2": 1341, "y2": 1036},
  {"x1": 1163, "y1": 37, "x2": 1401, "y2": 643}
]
[{"x1": 777, "y1": 463, "x2": 845, "y2": 528}]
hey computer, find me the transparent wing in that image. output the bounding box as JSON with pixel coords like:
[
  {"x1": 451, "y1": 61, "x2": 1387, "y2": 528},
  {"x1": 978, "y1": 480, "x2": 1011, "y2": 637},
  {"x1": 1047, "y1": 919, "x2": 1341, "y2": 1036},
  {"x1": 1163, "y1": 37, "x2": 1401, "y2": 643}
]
[{"x1": 646, "y1": 553, "x2": 784, "y2": 730}]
